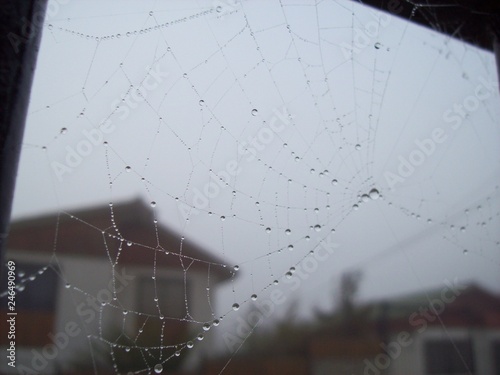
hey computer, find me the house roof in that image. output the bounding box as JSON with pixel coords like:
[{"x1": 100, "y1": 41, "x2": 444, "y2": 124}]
[
  {"x1": 7, "y1": 199, "x2": 232, "y2": 282},
  {"x1": 367, "y1": 284, "x2": 500, "y2": 331}
]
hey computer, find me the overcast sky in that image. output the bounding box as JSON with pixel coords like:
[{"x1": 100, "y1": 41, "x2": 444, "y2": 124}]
[{"x1": 12, "y1": 0, "x2": 500, "y2": 324}]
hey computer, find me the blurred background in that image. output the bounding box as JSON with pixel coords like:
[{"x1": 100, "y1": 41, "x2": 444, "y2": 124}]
[{"x1": 1, "y1": 0, "x2": 500, "y2": 374}]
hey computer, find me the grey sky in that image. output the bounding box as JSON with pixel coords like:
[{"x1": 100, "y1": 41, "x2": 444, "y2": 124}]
[{"x1": 12, "y1": 0, "x2": 500, "y2": 324}]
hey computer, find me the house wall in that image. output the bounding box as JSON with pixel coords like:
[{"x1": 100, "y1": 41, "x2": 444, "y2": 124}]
[
  {"x1": 387, "y1": 327, "x2": 500, "y2": 375},
  {"x1": 2, "y1": 248, "x2": 217, "y2": 374}
]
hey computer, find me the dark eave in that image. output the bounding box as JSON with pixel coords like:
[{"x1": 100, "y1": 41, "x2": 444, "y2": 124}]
[{"x1": 354, "y1": 0, "x2": 500, "y2": 52}]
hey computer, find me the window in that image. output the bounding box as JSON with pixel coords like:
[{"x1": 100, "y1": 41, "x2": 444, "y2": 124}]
[
  {"x1": 425, "y1": 339, "x2": 475, "y2": 375},
  {"x1": 1, "y1": 261, "x2": 59, "y2": 347},
  {"x1": 1, "y1": 261, "x2": 58, "y2": 312}
]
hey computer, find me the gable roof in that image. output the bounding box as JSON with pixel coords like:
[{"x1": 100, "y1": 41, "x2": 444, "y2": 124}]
[{"x1": 7, "y1": 199, "x2": 232, "y2": 282}]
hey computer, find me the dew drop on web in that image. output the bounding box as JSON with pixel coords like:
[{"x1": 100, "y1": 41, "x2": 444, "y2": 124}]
[{"x1": 369, "y1": 188, "x2": 380, "y2": 200}]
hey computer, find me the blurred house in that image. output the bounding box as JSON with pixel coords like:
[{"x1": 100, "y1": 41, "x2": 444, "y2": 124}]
[
  {"x1": 201, "y1": 284, "x2": 500, "y2": 375},
  {"x1": 0, "y1": 199, "x2": 231, "y2": 374}
]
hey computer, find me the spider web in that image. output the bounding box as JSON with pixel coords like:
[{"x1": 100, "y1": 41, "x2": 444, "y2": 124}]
[{"x1": 3, "y1": 0, "x2": 500, "y2": 374}]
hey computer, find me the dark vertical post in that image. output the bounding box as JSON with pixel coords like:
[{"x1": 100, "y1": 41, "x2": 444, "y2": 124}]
[
  {"x1": 0, "y1": 1, "x2": 48, "y2": 278},
  {"x1": 494, "y1": 37, "x2": 500, "y2": 92}
]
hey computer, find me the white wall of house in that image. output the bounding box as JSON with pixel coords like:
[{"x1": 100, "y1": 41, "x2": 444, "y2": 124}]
[
  {"x1": 387, "y1": 327, "x2": 500, "y2": 375},
  {"x1": 4, "y1": 248, "x2": 220, "y2": 374}
]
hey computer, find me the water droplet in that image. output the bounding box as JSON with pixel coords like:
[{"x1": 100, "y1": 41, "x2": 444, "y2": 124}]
[
  {"x1": 369, "y1": 188, "x2": 380, "y2": 200},
  {"x1": 273, "y1": 280, "x2": 279, "y2": 285},
  {"x1": 183, "y1": 73, "x2": 188, "y2": 78},
  {"x1": 154, "y1": 364, "x2": 163, "y2": 373},
  {"x1": 251, "y1": 109, "x2": 258, "y2": 116},
  {"x1": 48, "y1": 24, "x2": 53, "y2": 30},
  {"x1": 213, "y1": 319, "x2": 220, "y2": 326},
  {"x1": 285, "y1": 229, "x2": 291, "y2": 235},
  {"x1": 310, "y1": 169, "x2": 315, "y2": 174},
  {"x1": 251, "y1": 294, "x2": 258, "y2": 301},
  {"x1": 285, "y1": 272, "x2": 293, "y2": 279},
  {"x1": 361, "y1": 194, "x2": 370, "y2": 202},
  {"x1": 187, "y1": 341, "x2": 194, "y2": 349},
  {"x1": 60, "y1": 127, "x2": 68, "y2": 134},
  {"x1": 355, "y1": 144, "x2": 361, "y2": 150},
  {"x1": 233, "y1": 265, "x2": 239, "y2": 271},
  {"x1": 197, "y1": 333, "x2": 204, "y2": 341},
  {"x1": 125, "y1": 347, "x2": 130, "y2": 352},
  {"x1": 175, "y1": 351, "x2": 180, "y2": 357},
  {"x1": 150, "y1": 201, "x2": 156, "y2": 207},
  {"x1": 460, "y1": 226, "x2": 466, "y2": 232},
  {"x1": 123, "y1": 310, "x2": 128, "y2": 315},
  {"x1": 353, "y1": 204, "x2": 359, "y2": 210},
  {"x1": 295, "y1": 156, "x2": 300, "y2": 162},
  {"x1": 232, "y1": 303, "x2": 240, "y2": 311},
  {"x1": 290, "y1": 266, "x2": 296, "y2": 273},
  {"x1": 305, "y1": 235, "x2": 310, "y2": 241},
  {"x1": 220, "y1": 215, "x2": 226, "y2": 221},
  {"x1": 65, "y1": 283, "x2": 71, "y2": 289},
  {"x1": 331, "y1": 179, "x2": 338, "y2": 186},
  {"x1": 125, "y1": 166, "x2": 131, "y2": 172},
  {"x1": 216, "y1": 5, "x2": 223, "y2": 12},
  {"x1": 374, "y1": 42, "x2": 381, "y2": 49},
  {"x1": 202, "y1": 323, "x2": 211, "y2": 331},
  {"x1": 199, "y1": 99, "x2": 205, "y2": 106},
  {"x1": 288, "y1": 244, "x2": 294, "y2": 251},
  {"x1": 314, "y1": 224, "x2": 321, "y2": 232},
  {"x1": 149, "y1": 11, "x2": 154, "y2": 16},
  {"x1": 265, "y1": 227, "x2": 271, "y2": 233},
  {"x1": 463, "y1": 249, "x2": 468, "y2": 255}
]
